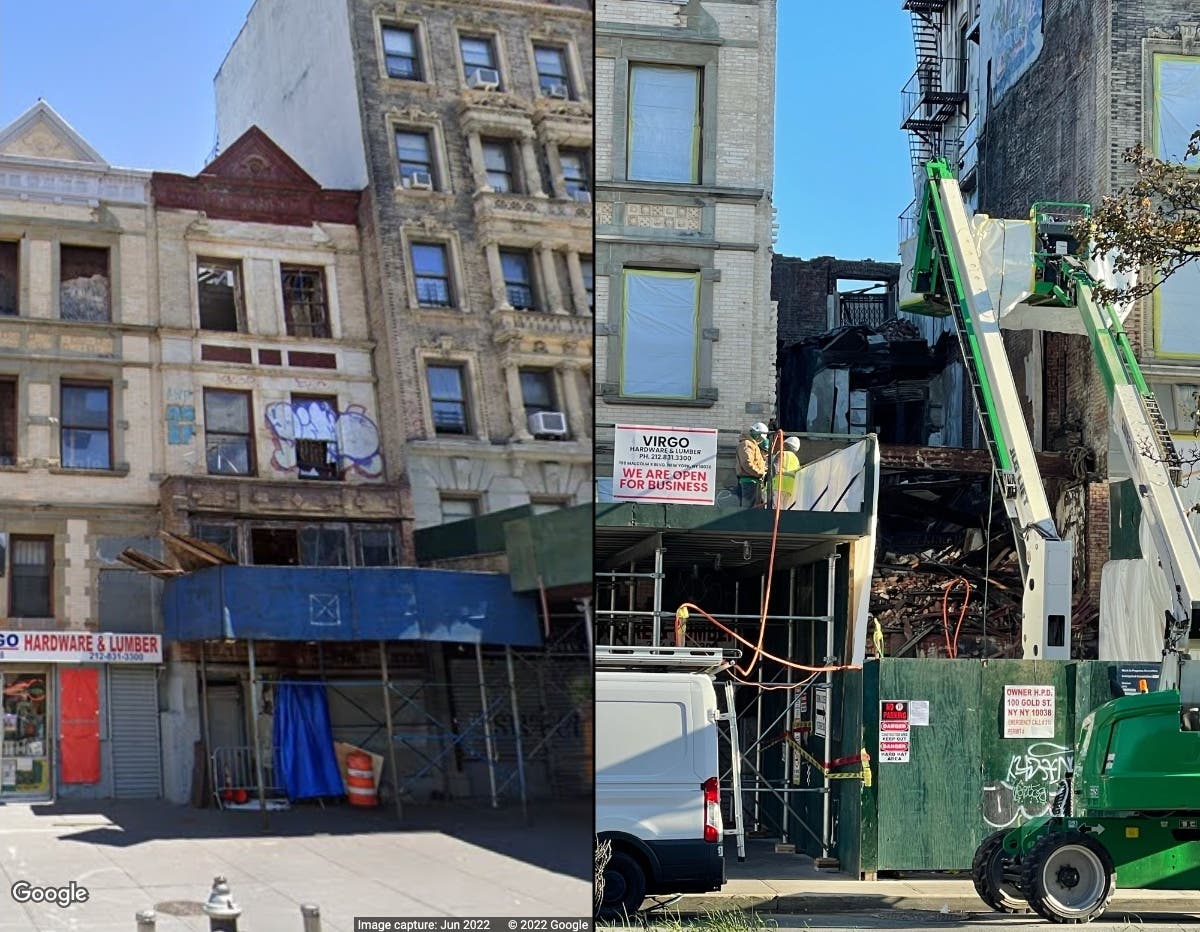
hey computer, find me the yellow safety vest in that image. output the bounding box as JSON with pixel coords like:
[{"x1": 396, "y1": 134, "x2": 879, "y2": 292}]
[{"x1": 770, "y1": 451, "x2": 800, "y2": 495}]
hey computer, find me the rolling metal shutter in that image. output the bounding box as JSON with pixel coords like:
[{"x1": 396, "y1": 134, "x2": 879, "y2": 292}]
[{"x1": 108, "y1": 667, "x2": 162, "y2": 799}]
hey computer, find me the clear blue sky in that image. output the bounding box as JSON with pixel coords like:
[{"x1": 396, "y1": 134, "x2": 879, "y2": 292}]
[
  {"x1": 0, "y1": 1, "x2": 255, "y2": 174},
  {"x1": 773, "y1": 4, "x2": 915, "y2": 263}
]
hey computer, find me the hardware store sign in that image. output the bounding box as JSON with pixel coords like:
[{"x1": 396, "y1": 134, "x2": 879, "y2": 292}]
[
  {"x1": 0, "y1": 632, "x2": 162, "y2": 664},
  {"x1": 613, "y1": 424, "x2": 718, "y2": 505}
]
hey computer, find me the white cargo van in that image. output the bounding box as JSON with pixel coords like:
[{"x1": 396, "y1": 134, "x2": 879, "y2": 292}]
[{"x1": 595, "y1": 647, "x2": 740, "y2": 919}]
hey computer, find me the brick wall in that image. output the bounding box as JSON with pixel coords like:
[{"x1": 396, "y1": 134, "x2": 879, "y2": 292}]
[
  {"x1": 772, "y1": 256, "x2": 901, "y2": 349},
  {"x1": 973, "y1": 0, "x2": 1200, "y2": 613}
]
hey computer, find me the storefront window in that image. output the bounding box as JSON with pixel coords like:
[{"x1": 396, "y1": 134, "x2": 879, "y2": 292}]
[{"x1": 1, "y1": 672, "x2": 50, "y2": 796}]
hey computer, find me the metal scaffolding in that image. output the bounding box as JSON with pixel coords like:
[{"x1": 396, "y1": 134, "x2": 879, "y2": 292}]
[
  {"x1": 197, "y1": 613, "x2": 589, "y2": 824},
  {"x1": 597, "y1": 539, "x2": 848, "y2": 856}
]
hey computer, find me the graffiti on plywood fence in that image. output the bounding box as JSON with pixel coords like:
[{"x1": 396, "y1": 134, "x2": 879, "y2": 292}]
[
  {"x1": 982, "y1": 742, "x2": 1073, "y2": 828},
  {"x1": 264, "y1": 400, "x2": 383, "y2": 477}
]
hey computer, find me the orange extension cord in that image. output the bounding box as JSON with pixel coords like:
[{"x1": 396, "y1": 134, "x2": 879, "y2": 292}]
[
  {"x1": 672, "y1": 431, "x2": 860, "y2": 685},
  {"x1": 942, "y1": 577, "x2": 970, "y2": 659}
]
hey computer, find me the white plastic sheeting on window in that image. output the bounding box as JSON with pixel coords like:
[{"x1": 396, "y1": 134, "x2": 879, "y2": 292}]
[
  {"x1": 1155, "y1": 55, "x2": 1200, "y2": 163},
  {"x1": 628, "y1": 65, "x2": 699, "y2": 183},
  {"x1": 1156, "y1": 261, "x2": 1200, "y2": 357},
  {"x1": 620, "y1": 270, "x2": 698, "y2": 398},
  {"x1": 1100, "y1": 511, "x2": 1175, "y2": 662}
]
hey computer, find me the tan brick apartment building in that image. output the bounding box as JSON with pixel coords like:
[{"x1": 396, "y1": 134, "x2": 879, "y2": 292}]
[
  {"x1": 0, "y1": 100, "x2": 407, "y2": 802},
  {"x1": 213, "y1": 0, "x2": 594, "y2": 529},
  {"x1": 595, "y1": 0, "x2": 778, "y2": 487}
]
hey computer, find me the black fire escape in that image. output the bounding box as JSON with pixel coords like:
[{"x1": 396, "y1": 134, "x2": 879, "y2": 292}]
[{"x1": 900, "y1": 0, "x2": 966, "y2": 179}]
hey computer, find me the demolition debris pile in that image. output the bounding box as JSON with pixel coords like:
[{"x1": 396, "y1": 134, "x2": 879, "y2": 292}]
[{"x1": 871, "y1": 539, "x2": 1099, "y2": 659}]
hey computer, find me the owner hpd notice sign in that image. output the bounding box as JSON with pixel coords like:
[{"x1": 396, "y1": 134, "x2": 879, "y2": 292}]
[{"x1": 613, "y1": 424, "x2": 718, "y2": 505}]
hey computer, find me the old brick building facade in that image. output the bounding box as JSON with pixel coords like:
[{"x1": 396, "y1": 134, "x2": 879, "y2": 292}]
[
  {"x1": 214, "y1": 0, "x2": 594, "y2": 529},
  {"x1": 900, "y1": 0, "x2": 1200, "y2": 650}
]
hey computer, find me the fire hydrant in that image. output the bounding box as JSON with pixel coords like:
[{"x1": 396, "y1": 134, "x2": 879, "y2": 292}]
[{"x1": 203, "y1": 876, "x2": 242, "y2": 932}]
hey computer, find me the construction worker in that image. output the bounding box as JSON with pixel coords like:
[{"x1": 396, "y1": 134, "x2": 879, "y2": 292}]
[
  {"x1": 736, "y1": 422, "x2": 768, "y2": 508},
  {"x1": 768, "y1": 436, "x2": 801, "y2": 510}
]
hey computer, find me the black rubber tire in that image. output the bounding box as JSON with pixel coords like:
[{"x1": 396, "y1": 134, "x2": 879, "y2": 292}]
[
  {"x1": 597, "y1": 849, "x2": 647, "y2": 920},
  {"x1": 1020, "y1": 830, "x2": 1116, "y2": 924},
  {"x1": 971, "y1": 829, "x2": 1030, "y2": 913}
]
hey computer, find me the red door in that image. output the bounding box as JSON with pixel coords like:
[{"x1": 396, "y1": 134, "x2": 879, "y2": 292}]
[{"x1": 59, "y1": 668, "x2": 100, "y2": 784}]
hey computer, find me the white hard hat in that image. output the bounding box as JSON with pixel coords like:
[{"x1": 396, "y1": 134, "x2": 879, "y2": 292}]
[
  {"x1": 750, "y1": 422, "x2": 768, "y2": 435},
  {"x1": 785, "y1": 436, "x2": 800, "y2": 452}
]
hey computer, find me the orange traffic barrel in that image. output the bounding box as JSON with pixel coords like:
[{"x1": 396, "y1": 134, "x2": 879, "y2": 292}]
[{"x1": 346, "y1": 751, "x2": 377, "y2": 807}]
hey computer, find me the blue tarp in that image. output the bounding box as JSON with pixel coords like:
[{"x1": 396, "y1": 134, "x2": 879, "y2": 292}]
[
  {"x1": 273, "y1": 683, "x2": 345, "y2": 801},
  {"x1": 163, "y1": 566, "x2": 542, "y2": 647}
]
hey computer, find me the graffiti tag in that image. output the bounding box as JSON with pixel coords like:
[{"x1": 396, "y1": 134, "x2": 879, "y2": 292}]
[
  {"x1": 982, "y1": 742, "x2": 1072, "y2": 829},
  {"x1": 264, "y1": 400, "x2": 383, "y2": 478}
]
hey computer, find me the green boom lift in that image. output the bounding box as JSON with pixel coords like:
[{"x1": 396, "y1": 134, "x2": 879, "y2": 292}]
[{"x1": 911, "y1": 160, "x2": 1200, "y2": 924}]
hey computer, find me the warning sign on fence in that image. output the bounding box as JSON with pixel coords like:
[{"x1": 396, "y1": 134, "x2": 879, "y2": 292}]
[
  {"x1": 879, "y1": 701, "x2": 910, "y2": 763},
  {"x1": 1003, "y1": 684, "x2": 1055, "y2": 738}
]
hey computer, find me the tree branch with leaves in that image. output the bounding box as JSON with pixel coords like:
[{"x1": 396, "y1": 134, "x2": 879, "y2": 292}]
[{"x1": 1083, "y1": 128, "x2": 1200, "y2": 305}]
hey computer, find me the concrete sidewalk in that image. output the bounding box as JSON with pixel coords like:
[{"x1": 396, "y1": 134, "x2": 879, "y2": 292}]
[
  {"x1": 661, "y1": 840, "x2": 1200, "y2": 917},
  {"x1": 0, "y1": 798, "x2": 591, "y2": 931}
]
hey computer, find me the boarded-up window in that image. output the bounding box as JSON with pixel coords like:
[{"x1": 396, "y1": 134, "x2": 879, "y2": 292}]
[
  {"x1": 0, "y1": 379, "x2": 14, "y2": 466},
  {"x1": 281, "y1": 266, "x2": 330, "y2": 338},
  {"x1": 98, "y1": 569, "x2": 159, "y2": 634},
  {"x1": 60, "y1": 246, "x2": 110, "y2": 321},
  {"x1": 620, "y1": 269, "x2": 699, "y2": 399},
  {"x1": 0, "y1": 242, "x2": 18, "y2": 315},
  {"x1": 198, "y1": 259, "x2": 243, "y2": 332}
]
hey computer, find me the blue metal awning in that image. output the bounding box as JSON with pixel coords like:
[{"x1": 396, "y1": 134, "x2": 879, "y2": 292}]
[{"x1": 164, "y1": 566, "x2": 542, "y2": 647}]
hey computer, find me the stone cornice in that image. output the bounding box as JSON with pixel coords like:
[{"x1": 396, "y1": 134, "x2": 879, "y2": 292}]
[{"x1": 0, "y1": 158, "x2": 149, "y2": 206}]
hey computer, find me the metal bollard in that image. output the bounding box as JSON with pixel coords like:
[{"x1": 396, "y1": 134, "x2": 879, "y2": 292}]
[
  {"x1": 300, "y1": 903, "x2": 321, "y2": 932},
  {"x1": 203, "y1": 875, "x2": 243, "y2": 932},
  {"x1": 136, "y1": 909, "x2": 157, "y2": 931}
]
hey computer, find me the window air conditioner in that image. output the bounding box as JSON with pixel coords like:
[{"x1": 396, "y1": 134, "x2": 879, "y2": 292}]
[
  {"x1": 467, "y1": 68, "x2": 500, "y2": 90},
  {"x1": 544, "y1": 82, "x2": 569, "y2": 99},
  {"x1": 405, "y1": 171, "x2": 434, "y2": 190},
  {"x1": 571, "y1": 189, "x2": 592, "y2": 203},
  {"x1": 528, "y1": 410, "x2": 569, "y2": 438}
]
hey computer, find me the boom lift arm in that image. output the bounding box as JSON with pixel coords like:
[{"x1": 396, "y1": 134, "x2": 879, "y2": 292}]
[
  {"x1": 911, "y1": 161, "x2": 1072, "y2": 660},
  {"x1": 1028, "y1": 202, "x2": 1200, "y2": 694}
]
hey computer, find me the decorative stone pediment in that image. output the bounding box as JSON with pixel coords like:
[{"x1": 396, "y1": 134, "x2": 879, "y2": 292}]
[
  {"x1": 202, "y1": 126, "x2": 319, "y2": 188},
  {"x1": 0, "y1": 101, "x2": 106, "y2": 165}
]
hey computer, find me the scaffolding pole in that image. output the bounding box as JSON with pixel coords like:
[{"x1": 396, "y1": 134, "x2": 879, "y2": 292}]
[
  {"x1": 199, "y1": 641, "x2": 213, "y2": 807},
  {"x1": 248, "y1": 639, "x2": 269, "y2": 829},
  {"x1": 379, "y1": 641, "x2": 403, "y2": 823},
  {"x1": 652, "y1": 546, "x2": 664, "y2": 646},
  {"x1": 476, "y1": 643, "x2": 499, "y2": 808},
  {"x1": 754, "y1": 572, "x2": 764, "y2": 833},
  {"x1": 821, "y1": 553, "x2": 840, "y2": 859},
  {"x1": 782, "y1": 567, "x2": 796, "y2": 844},
  {"x1": 505, "y1": 646, "x2": 529, "y2": 823}
]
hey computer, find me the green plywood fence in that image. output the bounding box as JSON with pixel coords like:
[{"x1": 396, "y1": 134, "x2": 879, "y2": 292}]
[{"x1": 786, "y1": 658, "x2": 1138, "y2": 874}]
